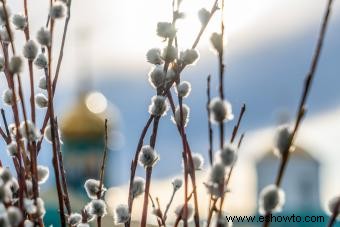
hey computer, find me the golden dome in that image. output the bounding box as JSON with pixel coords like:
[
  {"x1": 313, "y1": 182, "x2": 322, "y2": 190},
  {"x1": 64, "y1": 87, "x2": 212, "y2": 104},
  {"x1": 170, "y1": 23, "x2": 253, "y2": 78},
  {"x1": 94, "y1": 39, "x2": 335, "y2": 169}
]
[{"x1": 61, "y1": 92, "x2": 106, "y2": 139}]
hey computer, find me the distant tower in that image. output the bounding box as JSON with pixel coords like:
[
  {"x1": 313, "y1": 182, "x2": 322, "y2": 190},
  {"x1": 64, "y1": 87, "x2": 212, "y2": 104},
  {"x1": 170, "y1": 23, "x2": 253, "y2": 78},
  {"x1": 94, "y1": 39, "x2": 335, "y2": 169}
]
[
  {"x1": 60, "y1": 91, "x2": 108, "y2": 190},
  {"x1": 256, "y1": 147, "x2": 323, "y2": 226}
]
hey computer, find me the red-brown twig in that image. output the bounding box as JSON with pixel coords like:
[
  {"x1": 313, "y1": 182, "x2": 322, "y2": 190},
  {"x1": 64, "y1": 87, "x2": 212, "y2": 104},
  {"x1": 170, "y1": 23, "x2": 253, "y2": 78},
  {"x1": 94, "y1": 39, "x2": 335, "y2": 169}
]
[
  {"x1": 327, "y1": 198, "x2": 340, "y2": 227},
  {"x1": 206, "y1": 75, "x2": 213, "y2": 165},
  {"x1": 140, "y1": 117, "x2": 160, "y2": 227},
  {"x1": 47, "y1": 16, "x2": 66, "y2": 226},
  {"x1": 230, "y1": 104, "x2": 246, "y2": 144},
  {"x1": 37, "y1": 0, "x2": 73, "y2": 153},
  {"x1": 96, "y1": 119, "x2": 109, "y2": 227},
  {"x1": 263, "y1": 0, "x2": 334, "y2": 226}
]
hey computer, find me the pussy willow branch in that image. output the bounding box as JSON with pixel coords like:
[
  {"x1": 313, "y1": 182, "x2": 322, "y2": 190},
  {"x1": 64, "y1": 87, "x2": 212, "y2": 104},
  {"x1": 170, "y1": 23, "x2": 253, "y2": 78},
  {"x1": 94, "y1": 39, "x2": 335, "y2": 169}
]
[
  {"x1": 23, "y1": 0, "x2": 36, "y2": 125},
  {"x1": 237, "y1": 133, "x2": 245, "y2": 148},
  {"x1": 206, "y1": 75, "x2": 213, "y2": 166},
  {"x1": 1, "y1": 38, "x2": 32, "y2": 213},
  {"x1": 128, "y1": 0, "x2": 220, "y2": 225},
  {"x1": 173, "y1": 192, "x2": 194, "y2": 227},
  {"x1": 96, "y1": 119, "x2": 109, "y2": 227},
  {"x1": 167, "y1": 92, "x2": 200, "y2": 227},
  {"x1": 47, "y1": 16, "x2": 66, "y2": 226},
  {"x1": 217, "y1": 0, "x2": 226, "y2": 220},
  {"x1": 37, "y1": 0, "x2": 73, "y2": 153},
  {"x1": 230, "y1": 104, "x2": 246, "y2": 144},
  {"x1": 141, "y1": 117, "x2": 160, "y2": 227},
  {"x1": 55, "y1": 119, "x2": 71, "y2": 215},
  {"x1": 179, "y1": 96, "x2": 189, "y2": 227},
  {"x1": 328, "y1": 198, "x2": 340, "y2": 227},
  {"x1": 1, "y1": 109, "x2": 10, "y2": 138},
  {"x1": 263, "y1": 0, "x2": 334, "y2": 226},
  {"x1": 205, "y1": 107, "x2": 246, "y2": 227}
]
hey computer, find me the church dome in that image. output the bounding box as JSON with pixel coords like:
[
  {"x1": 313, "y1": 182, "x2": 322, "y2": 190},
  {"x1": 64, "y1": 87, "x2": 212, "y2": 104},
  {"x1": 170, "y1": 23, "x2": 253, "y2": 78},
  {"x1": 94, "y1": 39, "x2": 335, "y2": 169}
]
[{"x1": 61, "y1": 91, "x2": 107, "y2": 140}]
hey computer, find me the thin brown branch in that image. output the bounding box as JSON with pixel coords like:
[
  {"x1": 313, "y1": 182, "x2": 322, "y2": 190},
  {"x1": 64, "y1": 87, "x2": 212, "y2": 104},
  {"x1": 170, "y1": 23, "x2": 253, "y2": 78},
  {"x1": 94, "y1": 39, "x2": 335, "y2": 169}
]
[
  {"x1": 263, "y1": 0, "x2": 334, "y2": 226},
  {"x1": 47, "y1": 17, "x2": 66, "y2": 226},
  {"x1": 327, "y1": 198, "x2": 340, "y2": 227},
  {"x1": 206, "y1": 75, "x2": 213, "y2": 165},
  {"x1": 55, "y1": 119, "x2": 71, "y2": 215},
  {"x1": 96, "y1": 119, "x2": 109, "y2": 227},
  {"x1": 230, "y1": 104, "x2": 246, "y2": 144}
]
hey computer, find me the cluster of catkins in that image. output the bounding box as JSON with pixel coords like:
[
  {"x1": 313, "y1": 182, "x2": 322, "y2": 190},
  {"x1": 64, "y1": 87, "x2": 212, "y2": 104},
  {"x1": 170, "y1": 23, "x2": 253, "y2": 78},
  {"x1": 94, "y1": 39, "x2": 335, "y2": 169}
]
[
  {"x1": 0, "y1": 166, "x2": 50, "y2": 226},
  {"x1": 64, "y1": 179, "x2": 108, "y2": 227},
  {"x1": 0, "y1": 1, "x2": 68, "y2": 109},
  {"x1": 0, "y1": 1, "x2": 67, "y2": 226},
  {"x1": 80, "y1": 178, "x2": 131, "y2": 226}
]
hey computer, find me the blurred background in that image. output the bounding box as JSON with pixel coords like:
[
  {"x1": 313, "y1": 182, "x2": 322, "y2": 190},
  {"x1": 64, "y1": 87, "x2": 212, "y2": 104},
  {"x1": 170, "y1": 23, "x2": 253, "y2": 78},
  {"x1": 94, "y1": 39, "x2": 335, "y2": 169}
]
[{"x1": 1, "y1": 0, "x2": 340, "y2": 226}]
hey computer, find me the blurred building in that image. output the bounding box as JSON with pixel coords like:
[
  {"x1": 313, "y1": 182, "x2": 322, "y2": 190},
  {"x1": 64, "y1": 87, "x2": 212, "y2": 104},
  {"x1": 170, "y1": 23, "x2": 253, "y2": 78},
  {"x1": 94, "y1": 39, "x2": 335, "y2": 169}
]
[
  {"x1": 61, "y1": 90, "x2": 108, "y2": 191},
  {"x1": 256, "y1": 147, "x2": 324, "y2": 226}
]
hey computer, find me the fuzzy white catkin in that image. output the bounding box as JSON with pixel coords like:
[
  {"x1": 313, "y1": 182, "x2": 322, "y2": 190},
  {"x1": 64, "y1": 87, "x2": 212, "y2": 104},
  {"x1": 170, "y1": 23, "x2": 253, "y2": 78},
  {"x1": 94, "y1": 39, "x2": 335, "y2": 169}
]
[
  {"x1": 148, "y1": 65, "x2": 165, "y2": 89},
  {"x1": 259, "y1": 185, "x2": 285, "y2": 215},
  {"x1": 19, "y1": 120, "x2": 41, "y2": 141},
  {"x1": 132, "y1": 177, "x2": 145, "y2": 198},
  {"x1": 210, "y1": 32, "x2": 223, "y2": 53},
  {"x1": 88, "y1": 199, "x2": 107, "y2": 217},
  {"x1": 176, "y1": 81, "x2": 191, "y2": 98},
  {"x1": 209, "y1": 163, "x2": 225, "y2": 184},
  {"x1": 36, "y1": 27, "x2": 51, "y2": 46},
  {"x1": 12, "y1": 14, "x2": 27, "y2": 30},
  {"x1": 0, "y1": 167, "x2": 12, "y2": 183},
  {"x1": 9, "y1": 56, "x2": 23, "y2": 74},
  {"x1": 328, "y1": 195, "x2": 340, "y2": 216},
  {"x1": 0, "y1": 4, "x2": 10, "y2": 25},
  {"x1": 34, "y1": 53, "x2": 48, "y2": 69},
  {"x1": 38, "y1": 76, "x2": 47, "y2": 89},
  {"x1": 0, "y1": 28, "x2": 11, "y2": 43},
  {"x1": 138, "y1": 145, "x2": 159, "y2": 168},
  {"x1": 157, "y1": 22, "x2": 176, "y2": 38},
  {"x1": 198, "y1": 8, "x2": 210, "y2": 25},
  {"x1": 2, "y1": 89, "x2": 15, "y2": 106},
  {"x1": 37, "y1": 165, "x2": 49, "y2": 184},
  {"x1": 161, "y1": 45, "x2": 178, "y2": 62},
  {"x1": 35, "y1": 93, "x2": 48, "y2": 108},
  {"x1": 24, "y1": 198, "x2": 36, "y2": 214},
  {"x1": 274, "y1": 125, "x2": 292, "y2": 157},
  {"x1": 36, "y1": 197, "x2": 46, "y2": 217},
  {"x1": 9, "y1": 179, "x2": 19, "y2": 194},
  {"x1": 174, "y1": 203, "x2": 194, "y2": 221},
  {"x1": 7, "y1": 206, "x2": 23, "y2": 226},
  {"x1": 0, "y1": 56, "x2": 4, "y2": 71},
  {"x1": 146, "y1": 48, "x2": 163, "y2": 65},
  {"x1": 84, "y1": 179, "x2": 106, "y2": 199},
  {"x1": 165, "y1": 68, "x2": 177, "y2": 86},
  {"x1": 0, "y1": 182, "x2": 12, "y2": 203},
  {"x1": 114, "y1": 204, "x2": 130, "y2": 224},
  {"x1": 148, "y1": 95, "x2": 168, "y2": 117},
  {"x1": 77, "y1": 223, "x2": 90, "y2": 227},
  {"x1": 6, "y1": 141, "x2": 18, "y2": 157},
  {"x1": 205, "y1": 181, "x2": 227, "y2": 198},
  {"x1": 172, "y1": 104, "x2": 190, "y2": 127},
  {"x1": 68, "y1": 213, "x2": 82, "y2": 226},
  {"x1": 44, "y1": 124, "x2": 53, "y2": 143},
  {"x1": 172, "y1": 178, "x2": 183, "y2": 191},
  {"x1": 180, "y1": 49, "x2": 199, "y2": 65},
  {"x1": 50, "y1": 2, "x2": 67, "y2": 19},
  {"x1": 218, "y1": 144, "x2": 237, "y2": 167},
  {"x1": 25, "y1": 180, "x2": 33, "y2": 198},
  {"x1": 24, "y1": 220, "x2": 34, "y2": 227},
  {"x1": 23, "y1": 40, "x2": 38, "y2": 60},
  {"x1": 209, "y1": 97, "x2": 234, "y2": 123},
  {"x1": 192, "y1": 153, "x2": 204, "y2": 170},
  {"x1": 84, "y1": 203, "x2": 95, "y2": 222}
]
